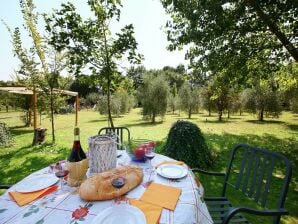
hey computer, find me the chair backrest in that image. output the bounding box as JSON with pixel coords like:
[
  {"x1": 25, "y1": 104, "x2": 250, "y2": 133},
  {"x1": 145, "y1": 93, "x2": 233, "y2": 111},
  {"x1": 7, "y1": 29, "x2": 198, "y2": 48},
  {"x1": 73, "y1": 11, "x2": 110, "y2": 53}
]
[
  {"x1": 222, "y1": 144, "x2": 292, "y2": 210},
  {"x1": 98, "y1": 127, "x2": 130, "y2": 149},
  {"x1": 0, "y1": 185, "x2": 11, "y2": 189}
]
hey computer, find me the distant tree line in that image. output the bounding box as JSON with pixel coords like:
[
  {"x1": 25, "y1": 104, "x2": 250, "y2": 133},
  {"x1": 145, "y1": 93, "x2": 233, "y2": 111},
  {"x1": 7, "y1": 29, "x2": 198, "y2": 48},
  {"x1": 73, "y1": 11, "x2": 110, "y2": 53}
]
[
  {"x1": 50, "y1": 60, "x2": 296, "y2": 123},
  {"x1": 3, "y1": 58, "x2": 297, "y2": 124}
]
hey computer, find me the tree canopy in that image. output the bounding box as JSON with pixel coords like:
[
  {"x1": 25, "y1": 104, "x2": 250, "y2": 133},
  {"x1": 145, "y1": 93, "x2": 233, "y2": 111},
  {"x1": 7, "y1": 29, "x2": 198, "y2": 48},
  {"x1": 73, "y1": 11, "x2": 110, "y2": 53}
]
[
  {"x1": 161, "y1": 0, "x2": 298, "y2": 74},
  {"x1": 45, "y1": 0, "x2": 142, "y2": 128}
]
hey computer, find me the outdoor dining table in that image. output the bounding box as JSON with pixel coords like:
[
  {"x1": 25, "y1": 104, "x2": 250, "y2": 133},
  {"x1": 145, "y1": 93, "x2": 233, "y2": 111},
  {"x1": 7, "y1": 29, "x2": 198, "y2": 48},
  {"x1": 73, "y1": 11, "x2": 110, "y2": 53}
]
[{"x1": 0, "y1": 151, "x2": 213, "y2": 224}]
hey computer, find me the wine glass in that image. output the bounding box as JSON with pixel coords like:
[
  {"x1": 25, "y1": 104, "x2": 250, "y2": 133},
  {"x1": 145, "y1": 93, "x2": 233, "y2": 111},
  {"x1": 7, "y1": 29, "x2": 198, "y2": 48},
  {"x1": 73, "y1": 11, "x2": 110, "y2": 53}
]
[
  {"x1": 145, "y1": 146, "x2": 155, "y2": 173},
  {"x1": 111, "y1": 176, "x2": 126, "y2": 205},
  {"x1": 55, "y1": 163, "x2": 69, "y2": 193}
]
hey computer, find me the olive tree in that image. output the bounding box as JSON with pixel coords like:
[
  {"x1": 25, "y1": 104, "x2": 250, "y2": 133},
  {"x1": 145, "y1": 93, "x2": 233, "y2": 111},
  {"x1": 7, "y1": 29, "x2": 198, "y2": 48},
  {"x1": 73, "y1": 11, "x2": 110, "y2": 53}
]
[
  {"x1": 199, "y1": 85, "x2": 215, "y2": 116},
  {"x1": 167, "y1": 93, "x2": 179, "y2": 114},
  {"x1": 178, "y1": 82, "x2": 199, "y2": 119},
  {"x1": 241, "y1": 80, "x2": 282, "y2": 121},
  {"x1": 138, "y1": 72, "x2": 169, "y2": 123}
]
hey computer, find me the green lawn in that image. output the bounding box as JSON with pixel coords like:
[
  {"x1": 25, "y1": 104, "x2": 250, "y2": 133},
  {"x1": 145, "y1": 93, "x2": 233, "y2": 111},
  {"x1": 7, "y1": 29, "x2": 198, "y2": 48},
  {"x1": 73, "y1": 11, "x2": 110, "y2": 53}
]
[{"x1": 0, "y1": 108, "x2": 297, "y2": 223}]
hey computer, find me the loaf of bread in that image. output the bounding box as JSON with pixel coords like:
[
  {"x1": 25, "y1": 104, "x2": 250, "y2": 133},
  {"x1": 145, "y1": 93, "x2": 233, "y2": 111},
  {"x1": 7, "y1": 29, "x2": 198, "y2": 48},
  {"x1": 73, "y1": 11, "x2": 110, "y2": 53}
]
[{"x1": 79, "y1": 165, "x2": 143, "y2": 201}]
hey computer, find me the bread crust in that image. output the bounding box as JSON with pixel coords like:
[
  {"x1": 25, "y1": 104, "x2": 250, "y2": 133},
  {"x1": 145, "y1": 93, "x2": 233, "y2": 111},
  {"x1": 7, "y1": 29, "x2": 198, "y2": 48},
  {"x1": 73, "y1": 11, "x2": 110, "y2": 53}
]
[{"x1": 79, "y1": 165, "x2": 143, "y2": 201}]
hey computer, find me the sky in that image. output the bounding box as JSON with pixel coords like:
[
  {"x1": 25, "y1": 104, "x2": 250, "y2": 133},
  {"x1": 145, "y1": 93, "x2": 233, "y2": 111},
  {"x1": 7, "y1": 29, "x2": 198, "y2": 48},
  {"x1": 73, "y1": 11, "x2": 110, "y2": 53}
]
[{"x1": 0, "y1": 0, "x2": 187, "y2": 81}]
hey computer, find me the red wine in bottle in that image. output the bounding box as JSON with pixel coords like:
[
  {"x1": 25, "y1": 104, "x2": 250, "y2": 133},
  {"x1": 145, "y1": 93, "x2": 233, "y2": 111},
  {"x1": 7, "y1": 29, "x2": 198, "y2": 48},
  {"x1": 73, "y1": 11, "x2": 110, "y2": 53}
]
[{"x1": 68, "y1": 127, "x2": 87, "y2": 162}]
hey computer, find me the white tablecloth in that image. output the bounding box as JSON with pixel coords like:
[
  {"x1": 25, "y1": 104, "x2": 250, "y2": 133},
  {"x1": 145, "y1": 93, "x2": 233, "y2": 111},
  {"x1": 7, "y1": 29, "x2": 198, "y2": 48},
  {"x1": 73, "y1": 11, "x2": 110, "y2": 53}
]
[{"x1": 0, "y1": 151, "x2": 213, "y2": 224}]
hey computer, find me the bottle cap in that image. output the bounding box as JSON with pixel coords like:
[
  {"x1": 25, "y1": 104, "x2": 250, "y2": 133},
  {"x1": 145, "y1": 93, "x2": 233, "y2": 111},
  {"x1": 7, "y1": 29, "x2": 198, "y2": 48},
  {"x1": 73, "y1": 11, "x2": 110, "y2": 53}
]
[{"x1": 74, "y1": 127, "x2": 80, "y2": 135}]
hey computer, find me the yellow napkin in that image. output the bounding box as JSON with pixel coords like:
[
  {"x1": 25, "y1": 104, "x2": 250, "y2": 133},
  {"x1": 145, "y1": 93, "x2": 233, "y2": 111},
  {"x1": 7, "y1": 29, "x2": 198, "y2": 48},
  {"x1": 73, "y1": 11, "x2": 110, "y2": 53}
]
[
  {"x1": 155, "y1": 160, "x2": 184, "y2": 168},
  {"x1": 130, "y1": 199, "x2": 162, "y2": 224},
  {"x1": 140, "y1": 182, "x2": 181, "y2": 210},
  {"x1": 9, "y1": 185, "x2": 58, "y2": 206}
]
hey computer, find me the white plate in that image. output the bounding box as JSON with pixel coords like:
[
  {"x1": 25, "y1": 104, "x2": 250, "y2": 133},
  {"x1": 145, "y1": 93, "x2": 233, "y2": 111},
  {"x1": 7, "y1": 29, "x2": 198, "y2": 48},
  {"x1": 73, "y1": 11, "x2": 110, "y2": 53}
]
[
  {"x1": 15, "y1": 174, "x2": 59, "y2": 193},
  {"x1": 91, "y1": 204, "x2": 146, "y2": 224},
  {"x1": 156, "y1": 164, "x2": 188, "y2": 179}
]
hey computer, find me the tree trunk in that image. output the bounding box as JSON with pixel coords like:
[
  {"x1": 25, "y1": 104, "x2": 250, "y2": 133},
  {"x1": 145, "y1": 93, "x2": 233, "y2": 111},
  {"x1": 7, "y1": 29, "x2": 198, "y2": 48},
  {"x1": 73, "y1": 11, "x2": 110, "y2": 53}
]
[
  {"x1": 50, "y1": 91, "x2": 55, "y2": 143},
  {"x1": 152, "y1": 111, "x2": 156, "y2": 123},
  {"x1": 208, "y1": 106, "x2": 211, "y2": 116},
  {"x1": 188, "y1": 108, "x2": 191, "y2": 119},
  {"x1": 228, "y1": 109, "x2": 230, "y2": 119},
  {"x1": 103, "y1": 24, "x2": 114, "y2": 130},
  {"x1": 218, "y1": 110, "x2": 222, "y2": 121},
  {"x1": 258, "y1": 108, "x2": 264, "y2": 121},
  {"x1": 249, "y1": 0, "x2": 298, "y2": 62},
  {"x1": 107, "y1": 77, "x2": 114, "y2": 129}
]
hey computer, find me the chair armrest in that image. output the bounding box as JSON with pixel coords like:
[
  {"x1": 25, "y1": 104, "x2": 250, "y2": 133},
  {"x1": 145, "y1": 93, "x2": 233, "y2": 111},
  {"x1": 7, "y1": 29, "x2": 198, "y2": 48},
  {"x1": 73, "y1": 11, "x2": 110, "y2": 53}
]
[
  {"x1": 0, "y1": 184, "x2": 12, "y2": 189},
  {"x1": 192, "y1": 168, "x2": 226, "y2": 176},
  {"x1": 223, "y1": 207, "x2": 289, "y2": 224}
]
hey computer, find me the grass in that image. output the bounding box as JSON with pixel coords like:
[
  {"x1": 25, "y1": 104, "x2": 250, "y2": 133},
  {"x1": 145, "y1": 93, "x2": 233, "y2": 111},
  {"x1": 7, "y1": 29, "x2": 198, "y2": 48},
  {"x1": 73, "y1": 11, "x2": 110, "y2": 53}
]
[{"x1": 0, "y1": 108, "x2": 297, "y2": 223}]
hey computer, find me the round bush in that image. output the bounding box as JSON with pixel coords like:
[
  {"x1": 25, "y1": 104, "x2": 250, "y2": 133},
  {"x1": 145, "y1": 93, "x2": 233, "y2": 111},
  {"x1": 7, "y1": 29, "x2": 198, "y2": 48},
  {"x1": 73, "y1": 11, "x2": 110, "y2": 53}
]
[{"x1": 162, "y1": 120, "x2": 213, "y2": 168}]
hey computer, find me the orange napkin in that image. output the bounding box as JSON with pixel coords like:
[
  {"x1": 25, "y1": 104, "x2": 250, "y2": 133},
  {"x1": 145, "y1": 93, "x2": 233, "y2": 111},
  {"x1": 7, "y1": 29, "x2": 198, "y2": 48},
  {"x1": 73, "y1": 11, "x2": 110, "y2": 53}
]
[
  {"x1": 130, "y1": 199, "x2": 162, "y2": 224},
  {"x1": 140, "y1": 182, "x2": 181, "y2": 210},
  {"x1": 155, "y1": 160, "x2": 184, "y2": 168},
  {"x1": 9, "y1": 185, "x2": 58, "y2": 206}
]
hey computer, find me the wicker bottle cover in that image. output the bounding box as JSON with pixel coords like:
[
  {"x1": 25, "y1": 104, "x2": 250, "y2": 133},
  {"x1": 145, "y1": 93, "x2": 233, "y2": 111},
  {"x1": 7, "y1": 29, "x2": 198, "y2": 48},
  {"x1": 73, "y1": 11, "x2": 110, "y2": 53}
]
[{"x1": 65, "y1": 127, "x2": 88, "y2": 187}]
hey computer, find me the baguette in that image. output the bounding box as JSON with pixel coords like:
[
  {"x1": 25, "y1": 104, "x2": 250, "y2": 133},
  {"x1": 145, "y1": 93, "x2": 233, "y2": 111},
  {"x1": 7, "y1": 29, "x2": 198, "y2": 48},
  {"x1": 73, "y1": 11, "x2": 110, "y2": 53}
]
[{"x1": 79, "y1": 165, "x2": 143, "y2": 201}]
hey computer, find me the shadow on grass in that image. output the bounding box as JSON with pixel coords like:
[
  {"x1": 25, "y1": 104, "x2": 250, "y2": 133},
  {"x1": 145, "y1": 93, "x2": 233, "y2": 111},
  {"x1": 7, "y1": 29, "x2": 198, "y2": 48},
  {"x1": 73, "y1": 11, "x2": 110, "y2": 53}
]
[
  {"x1": 10, "y1": 128, "x2": 33, "y2": 136},
  {"x1": 87, "y1": 118, "x2": 109, "y2": 123},
  {"x1": 87, "y1": 115, "x2": 130, "y2": 123},
  {"x1": 167, "y1": 113, "x2": 181, "y2": 117},
  {"x1": 0, "y1": 143, "x2": 68, "y2": 184},
  {"x1": 245, "y1": 120, "x2": 286, "y2": 124},
  {"x1": 286, "y1": 124, "x2": 298, "y2": 131},
  {"x1": 226, "y1": 117, "x2": 242, "y2": 120},
  {"x1": 200, "y1": 114, "x2": 218, "y2": 118},
  {"x1": 202, "y1": 119, "x2": 231, "y2": 123},
  {"x1": 125, "y1": 121, "x2": 163, "y2": 128}
]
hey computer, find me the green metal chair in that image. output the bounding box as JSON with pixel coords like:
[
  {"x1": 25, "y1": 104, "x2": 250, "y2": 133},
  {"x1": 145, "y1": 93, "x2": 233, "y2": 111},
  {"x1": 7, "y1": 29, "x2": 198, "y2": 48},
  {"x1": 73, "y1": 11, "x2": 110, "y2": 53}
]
[
  {"x1": 193, "y1": 144, "x2": 292, "y2": 224},
  {"x1": 98, "y1": 127, "x2": 131, "y2": 149},
  {"x1": 0, "y1": 185, "x2": 11, "y2": 189}
]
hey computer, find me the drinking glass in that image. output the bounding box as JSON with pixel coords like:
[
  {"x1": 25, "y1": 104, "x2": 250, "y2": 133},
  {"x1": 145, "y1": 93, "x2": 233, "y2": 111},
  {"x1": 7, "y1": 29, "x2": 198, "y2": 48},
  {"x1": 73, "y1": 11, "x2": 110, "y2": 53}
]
[
  {"x1": 55, "y1": 163, "x2": 69, "y2": 193},
  {"x1": 145, "y1": 147, "x2": 155, "y2": 173},
  {"x1": 111, "y1": 175, "x2": 126, "y2": 205}
]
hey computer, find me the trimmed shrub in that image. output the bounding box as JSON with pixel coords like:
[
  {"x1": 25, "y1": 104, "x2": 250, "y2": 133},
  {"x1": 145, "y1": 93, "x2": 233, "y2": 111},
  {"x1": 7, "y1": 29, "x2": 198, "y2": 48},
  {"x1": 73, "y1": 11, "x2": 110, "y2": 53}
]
[{"x1": 162, "y1": 120, "x2": 213, "y2": 168}]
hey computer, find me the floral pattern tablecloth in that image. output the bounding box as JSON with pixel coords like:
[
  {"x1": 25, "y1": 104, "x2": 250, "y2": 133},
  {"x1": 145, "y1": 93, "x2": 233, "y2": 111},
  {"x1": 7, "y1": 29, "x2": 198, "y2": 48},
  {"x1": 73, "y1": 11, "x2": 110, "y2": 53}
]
[{"x1": 0, "y1": 151, "x2": 213, "y2": 224}]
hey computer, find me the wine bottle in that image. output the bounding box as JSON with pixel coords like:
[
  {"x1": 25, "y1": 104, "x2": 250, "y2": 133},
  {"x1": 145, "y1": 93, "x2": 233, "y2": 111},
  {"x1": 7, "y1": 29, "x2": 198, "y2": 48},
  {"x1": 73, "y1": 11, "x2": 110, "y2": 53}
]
[{"x1": 68, "y1": 127, "x2": 87, "y2": 162}]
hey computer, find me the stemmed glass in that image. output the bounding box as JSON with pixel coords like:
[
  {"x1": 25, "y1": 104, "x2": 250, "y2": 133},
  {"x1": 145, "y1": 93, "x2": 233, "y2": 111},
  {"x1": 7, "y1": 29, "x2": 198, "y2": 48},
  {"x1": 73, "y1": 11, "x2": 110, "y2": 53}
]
[
  {"x1": 145, "y1": 146, "x2": 155, "y2": 173},
  {"x1": 111, "y1": 175, "x2": 126, "y2": 205},
  {"x1": 54, "y1": 162, "x2": 69, "y2": 193}
]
